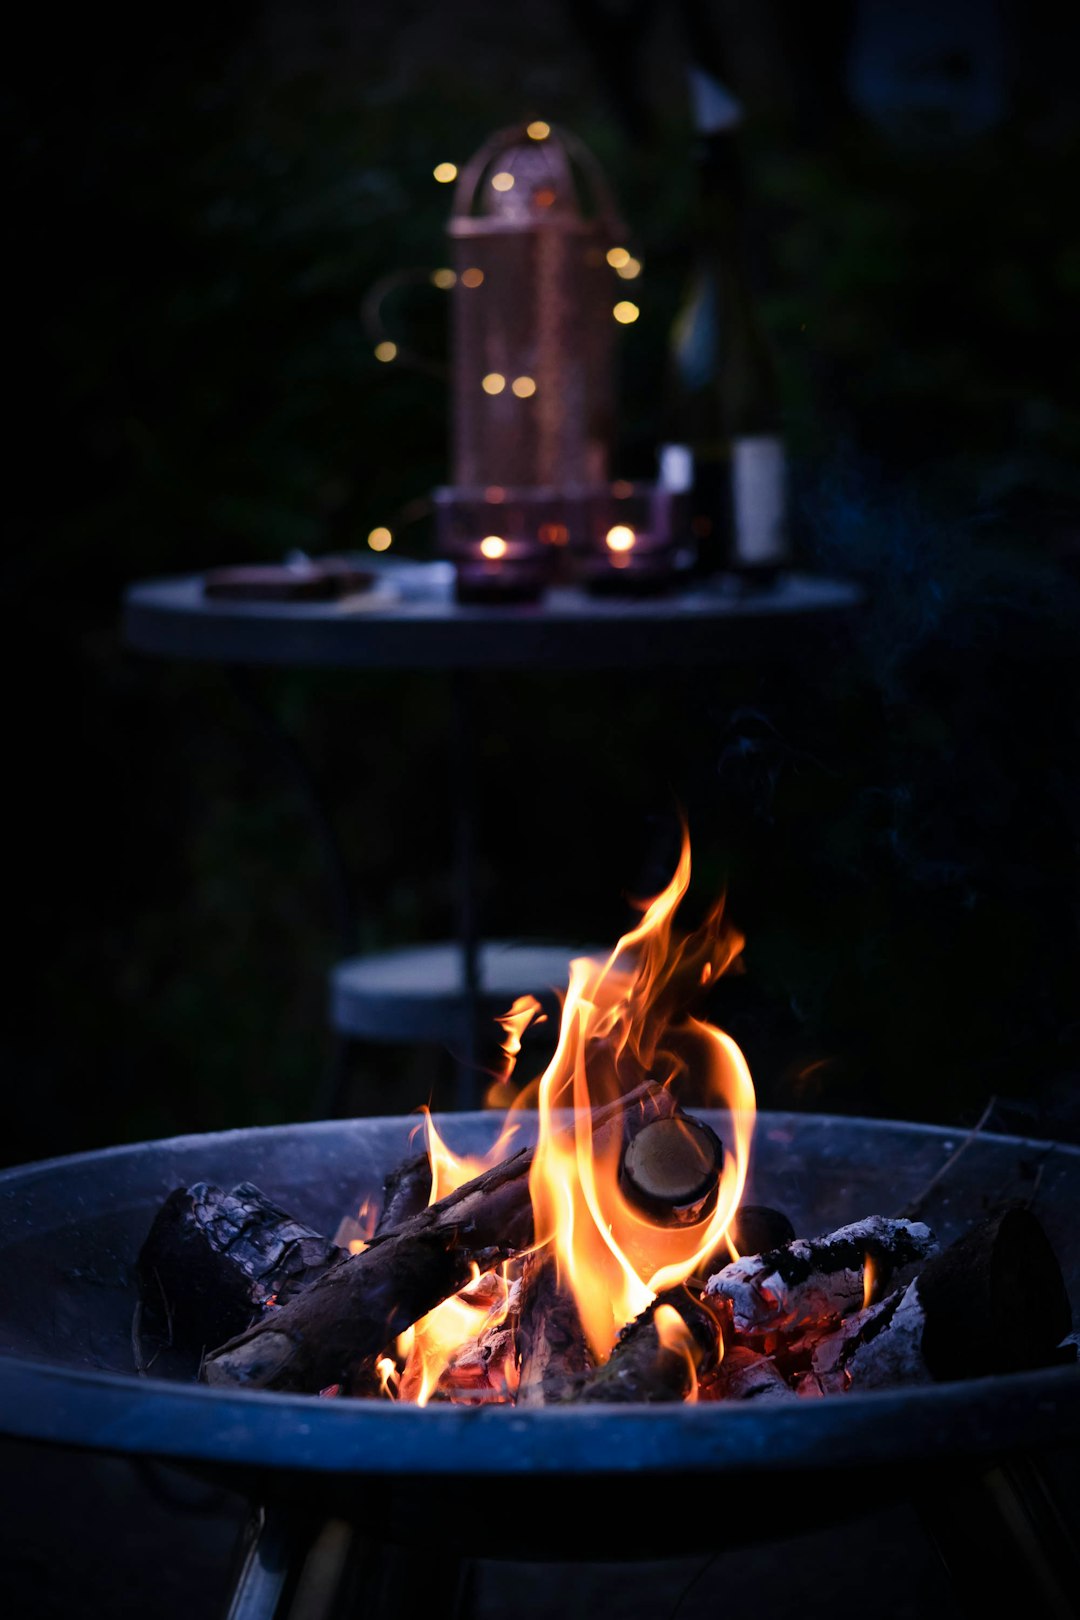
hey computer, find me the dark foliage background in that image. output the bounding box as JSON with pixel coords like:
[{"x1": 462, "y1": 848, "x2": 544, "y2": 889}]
[{"x1": 7, "y1": 0, "x2": 1080, "y2": 1168}]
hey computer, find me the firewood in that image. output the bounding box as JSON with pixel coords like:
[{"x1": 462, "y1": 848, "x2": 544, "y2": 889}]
[
  {"x1": 705, "y1": 1215, "x2": 938, "y2": 1341},
  {"x1": 811, "y1": 1204, "x2": 1075, "y2": 1393},
  {"x1": 570, "y1": 1285, "x2": 722, "y2": 1404},
  {"x1": 136, "y1": 1182, "x2": 344, "y2": 1355},
  {"x1": 619, "y1": 1115, "x2": 724, "y2": 1225},
  {"x1": 514, "y1": 1249, "x2": 593, "y2": 1405},
  {"x1": 202, "y1": 1081, "x2": 679, "y2": 1394}
]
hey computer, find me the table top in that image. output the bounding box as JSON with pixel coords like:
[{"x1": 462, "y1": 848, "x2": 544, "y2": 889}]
[{"x1": 122, "y1": 557, "x2": 863, "y2": 672}]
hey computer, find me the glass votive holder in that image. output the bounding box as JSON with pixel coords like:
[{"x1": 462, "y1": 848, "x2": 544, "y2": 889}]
[
  {"x1": 573, "y1": 480, "x2": 680, "y2": 596},
  {"x1": 434, "y1": 485, "x2": 555, "y2": 604}
]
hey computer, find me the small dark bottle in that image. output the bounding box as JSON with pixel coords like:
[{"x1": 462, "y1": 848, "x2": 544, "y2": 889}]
[{"x1": 658, "y1": 67, "x2": 791, "y2": 591}]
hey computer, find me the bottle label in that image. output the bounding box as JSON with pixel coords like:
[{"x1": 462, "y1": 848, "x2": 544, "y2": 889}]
[
  {"x1": 658, "y1": 443, "x2": 693, "y2": 493},
  {"x1": 730, "y1": 435, "x2": 788, "y2": 567}
]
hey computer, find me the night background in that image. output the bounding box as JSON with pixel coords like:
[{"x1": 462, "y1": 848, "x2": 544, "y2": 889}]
[{"x1": 8, "y1": 0, "x2": 1080, "y2": 1172}]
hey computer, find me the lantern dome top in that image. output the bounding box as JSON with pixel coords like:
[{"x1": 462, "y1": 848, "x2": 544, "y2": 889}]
[{"x1": 449, "y1": 120, "x2": 626, "y2": 241}]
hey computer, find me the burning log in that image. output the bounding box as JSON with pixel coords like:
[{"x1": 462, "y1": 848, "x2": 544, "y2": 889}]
[
  {"x1": 705, "y1": 1215, "x2": 937, "y2": 1342},
  {"x1": 202, "y1": 1081, "x2": 679, "y2": 1394},
  {"x1": 514, "y1": 1249, "x2": 593, "y2": 1405},
  {"x1": 620, "y1": 1115, "x2": 724, "y2": 1225},
  {"x1": 571, "y1": 1286, "x2": 722, "y2": 1404},
  {"x1": 426, "y1": 1276, "x2": 522, "y2": 1404},
  {"x1": 136, "y1": 1182, "x2": 345, "y2": 1356}
]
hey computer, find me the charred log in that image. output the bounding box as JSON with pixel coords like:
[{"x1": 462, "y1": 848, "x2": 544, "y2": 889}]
[
  {"x1": 705, "y1": 1215, "x2": 937, "y2": 1342},
  {"x1": 136, "y1": 1182, "x2": 344, "y2": 1356},
  {"x1": 202, "y1": 1081, "x2": 678, "y2": 1394},
  {"x1": 570, "y1": 1286, "x2": 722, "y2": 1404},
  {"x1": 514, "y1": 1250, "x2": 593, "y2": 1405}
]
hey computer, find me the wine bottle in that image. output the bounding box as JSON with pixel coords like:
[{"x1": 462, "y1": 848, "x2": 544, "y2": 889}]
[{"x1": 658, "y1": 66, "x2": 791, "y2": 589}]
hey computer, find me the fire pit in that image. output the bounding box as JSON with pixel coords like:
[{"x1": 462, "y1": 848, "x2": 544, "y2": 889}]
[{"x1": 1, "y1": 1107, "x2": 1078, "y2": 1558}]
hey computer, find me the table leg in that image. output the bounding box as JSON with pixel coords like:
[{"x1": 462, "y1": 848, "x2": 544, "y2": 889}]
[{"x1": 223, "y1": 666, "x2": 358, "y2": 1119}]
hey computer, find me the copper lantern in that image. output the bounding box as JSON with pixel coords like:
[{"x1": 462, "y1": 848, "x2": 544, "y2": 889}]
[{"x1": 434, "y1": 120, "x2": 629, "y2": 602}]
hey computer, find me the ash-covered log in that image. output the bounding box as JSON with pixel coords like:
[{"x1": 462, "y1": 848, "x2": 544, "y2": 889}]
[
  {"x1": 136, "y1": 1182, "x2": 345, "y2": 1355},
  {"x1": 202, "y1": 1081, "x2": 678, "y2": 1394},
  {"x1": 809, "y1": 1204, "x2": 1076, "y2": 1394},
  {"x1": 514, "y1": 1249, "x2": 593, "y2": 1405},
  {"x1": 705, "y1": 1215, "x2": 937, "y2": 1341},
  {"x1": 570, "y1": 1286, "x2": 722, "y2": 1404}
]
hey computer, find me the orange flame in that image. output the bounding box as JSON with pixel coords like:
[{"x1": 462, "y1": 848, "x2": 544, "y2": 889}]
[
  {"x1": 383, "y1": 821, "x2": 756, "y2": 1399},
  {"x1": 527, "y1": 823, "x2": 756, "y2": 1361},
  {"x1": 862, "y1": 1253, "x2": 876, "y2": 1312},
  {"x1": 654, "y1": 1303, "x2": 702, "y2": 1403}
]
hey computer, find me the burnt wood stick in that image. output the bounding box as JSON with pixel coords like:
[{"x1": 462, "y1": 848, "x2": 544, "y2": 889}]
[
  {"x1": 705, "y1": 1215, "x2": 937, "y2": 1341},
  {"x1": 137, "y1": 1182, "x2": 345, "y2": 1355},
  {"x1": 514, "y1": 1249, "x2": 593, "y2": 1405},
  {"x1": 570, "y1": 1285, "x2": 722, "y2": 1404},
  {"x1": 203, "y1": 1081, "x2": 678, "y2": 1394}
]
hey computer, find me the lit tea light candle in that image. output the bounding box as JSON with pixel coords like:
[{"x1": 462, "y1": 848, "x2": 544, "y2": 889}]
[{"x1": 576, "y1": 483, "x2": 679, "y2": 596}]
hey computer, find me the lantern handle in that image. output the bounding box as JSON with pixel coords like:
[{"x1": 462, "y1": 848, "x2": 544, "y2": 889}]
[
  {"x1": 360, "y1": 267, "x2": 451, "y2": 382},
  {"x1": 450, "y1": 121, "x2": 628, "y2": 242}
]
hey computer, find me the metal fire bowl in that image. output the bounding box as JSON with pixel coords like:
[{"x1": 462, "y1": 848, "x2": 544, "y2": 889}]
[{"x1": 1, "y1": 1110, "x2": 1078, "y2": 1560}]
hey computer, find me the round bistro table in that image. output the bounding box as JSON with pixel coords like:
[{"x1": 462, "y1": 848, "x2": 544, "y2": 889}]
[{"x1": 121, "y1": 558, "x2": 863, "y2": 1109}]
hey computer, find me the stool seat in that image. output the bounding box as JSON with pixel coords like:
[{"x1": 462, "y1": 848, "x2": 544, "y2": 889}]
[{"x1": 329, "y1": 940, "x2": 606, "y2": 1044}]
